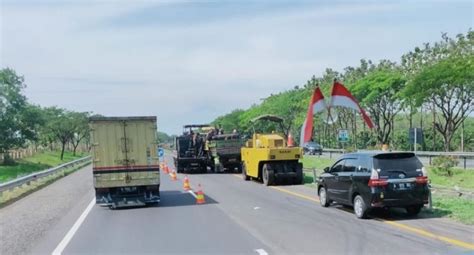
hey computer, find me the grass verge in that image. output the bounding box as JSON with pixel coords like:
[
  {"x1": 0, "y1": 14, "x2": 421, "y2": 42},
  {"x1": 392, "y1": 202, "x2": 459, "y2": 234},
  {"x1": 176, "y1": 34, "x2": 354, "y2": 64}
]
[
  {"x1": 427, "y1": 194, "x2": 474, "y2": 225},
  {"x1": 427, "y1": 168, "x2": 474, "y2": 190},
  {"x1": 300, "y1": 156, "x2": 335, "y2": 188},
  {"x1": 300, "y1": 156, "x2": 335, "y2": 170},
  {"x1": 0, "y1": 151, "x2": 86, "y2": 183},
  {"x1": 0, "y1": 161, "x2": 91, "y2": 208}
]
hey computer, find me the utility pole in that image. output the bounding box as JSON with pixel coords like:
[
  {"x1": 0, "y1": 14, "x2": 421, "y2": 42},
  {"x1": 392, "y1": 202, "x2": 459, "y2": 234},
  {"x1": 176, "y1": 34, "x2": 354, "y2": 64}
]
[
  {"x1": 414, "y1": 127, "x2": 417, "y2": 154},
  {"x1": 461, "y1": 120, "x2": 464, "y2": 152},
  {"x1": 432, "y1": 102, "x2": 436, "y2": 151}
]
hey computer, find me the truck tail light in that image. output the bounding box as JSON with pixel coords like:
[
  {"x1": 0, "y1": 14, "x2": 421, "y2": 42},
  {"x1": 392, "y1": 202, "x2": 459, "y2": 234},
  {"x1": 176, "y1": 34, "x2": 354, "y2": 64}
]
[{"x1": 368, "y1": 169, "x2": 388, "y2": 187}]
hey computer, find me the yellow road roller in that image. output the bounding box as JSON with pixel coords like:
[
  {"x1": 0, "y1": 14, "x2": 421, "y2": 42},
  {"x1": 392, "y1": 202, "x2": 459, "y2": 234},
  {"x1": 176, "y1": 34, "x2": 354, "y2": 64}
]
[{"x1": 241, "y1": 115, "x2": 303, "y2": 185}]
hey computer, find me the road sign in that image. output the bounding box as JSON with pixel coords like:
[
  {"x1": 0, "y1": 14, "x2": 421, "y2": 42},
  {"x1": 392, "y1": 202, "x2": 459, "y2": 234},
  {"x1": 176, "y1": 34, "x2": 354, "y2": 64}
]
[
  {"x1": 338, "y1": 129, "x2": 349, "y2": 143},
  {"x1": 408, "y1": 128, "x2": 423, "y2": 145},
  {"x1": 158, "y1": 148, "x2": 164, "y2": 157}
]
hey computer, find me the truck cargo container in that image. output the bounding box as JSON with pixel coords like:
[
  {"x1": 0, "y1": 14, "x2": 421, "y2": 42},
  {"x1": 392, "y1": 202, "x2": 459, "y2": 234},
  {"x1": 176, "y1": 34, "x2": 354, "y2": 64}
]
[{"x1": 89, "y1": 116, "x2": 160, "y2": 208}]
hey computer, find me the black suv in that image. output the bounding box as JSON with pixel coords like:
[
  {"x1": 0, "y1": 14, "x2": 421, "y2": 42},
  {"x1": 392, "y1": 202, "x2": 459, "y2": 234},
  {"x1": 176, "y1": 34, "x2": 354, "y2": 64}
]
[{"x1": 317, "y1": 152, "x2": 429, "y2": 219}]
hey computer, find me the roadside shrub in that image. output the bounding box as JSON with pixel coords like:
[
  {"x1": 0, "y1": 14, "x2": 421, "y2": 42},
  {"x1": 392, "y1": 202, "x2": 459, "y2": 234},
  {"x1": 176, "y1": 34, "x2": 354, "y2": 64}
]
[
  {"x1": 1, "y1": 154, "x2": 17, "y2": 166},
  {"x1": 432, "y1": 156, "x2": 458, "y2": 177},
  {"x1": 343, "y1": 147, "x2": 357, "y2": 153}
]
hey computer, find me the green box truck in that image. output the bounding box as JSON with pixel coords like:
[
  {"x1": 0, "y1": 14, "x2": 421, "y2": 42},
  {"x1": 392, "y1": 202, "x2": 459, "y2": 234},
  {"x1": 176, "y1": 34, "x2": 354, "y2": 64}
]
[{"x1": 89, "y1": 116, "x2": 160, "y2": 208}]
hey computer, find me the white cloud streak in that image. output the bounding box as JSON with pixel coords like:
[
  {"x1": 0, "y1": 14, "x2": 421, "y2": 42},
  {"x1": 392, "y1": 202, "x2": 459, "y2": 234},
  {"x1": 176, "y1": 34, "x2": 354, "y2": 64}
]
[{"x1": 1, "y1": 1, "x2": 471, "y2": 133}]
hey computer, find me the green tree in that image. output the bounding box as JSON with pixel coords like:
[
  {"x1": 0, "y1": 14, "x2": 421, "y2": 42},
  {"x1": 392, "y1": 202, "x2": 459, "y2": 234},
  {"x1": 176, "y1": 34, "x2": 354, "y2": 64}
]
[
  {"x1": 70, "y1": 111, "x2": 90, "y2": 156},
  {"x1": 405, "y1": 54, "x2": 474, "y2": 151},
  {"x1": 213, "y1": 109, "x2": 245, "y2": 133},
  {"x1": 352, "y1": 68, "x2": 406, "y2": 145},
  {"x1": 46, "y1": 108, "x2": 75, "y2": 160},
  {"x1": 0, "y1": 69, "x2": 41, "y2": 164}
]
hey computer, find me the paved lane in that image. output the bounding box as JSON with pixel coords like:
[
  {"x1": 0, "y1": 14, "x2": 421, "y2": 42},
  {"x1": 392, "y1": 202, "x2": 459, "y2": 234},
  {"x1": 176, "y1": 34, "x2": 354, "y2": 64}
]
[
  {"x1": 61, "y1": 172, "x2": 269, "y2": 254},
  {"x1": 20, "y1": 152, "x2": 473, "y2": 255},
  {"x1": 171, "y1": 173, "x2": 470, "y2": 255}
]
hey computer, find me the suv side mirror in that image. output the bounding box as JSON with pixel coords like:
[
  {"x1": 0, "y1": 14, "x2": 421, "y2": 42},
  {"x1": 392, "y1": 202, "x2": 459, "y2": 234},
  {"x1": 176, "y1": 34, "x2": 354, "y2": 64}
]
[{"x1": 323, "y1": 167, "x2": 330, "y2": 173}]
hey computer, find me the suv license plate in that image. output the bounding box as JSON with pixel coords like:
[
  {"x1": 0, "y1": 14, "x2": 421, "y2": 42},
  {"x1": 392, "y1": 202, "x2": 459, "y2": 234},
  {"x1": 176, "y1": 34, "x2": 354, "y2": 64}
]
[{"x1": 394, "y1": 183, "x2": 412, "y2": 190}]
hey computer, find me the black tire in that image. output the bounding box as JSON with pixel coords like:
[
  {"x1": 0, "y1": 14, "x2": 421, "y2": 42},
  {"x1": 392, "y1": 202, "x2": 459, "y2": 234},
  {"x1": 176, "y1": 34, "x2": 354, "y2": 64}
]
[
  {"x1": 215, "y1": 163, "x2": 221, "y2": 173},
  {"x1": 406, "y1": 205, "x2": 422, "y2": 216},
  {"x1": 353, "y1": 195, "x2": 368, "y2": 219},
  {"x1": 209, "y1": 163, "x2": 216, "y2": 173},
  {"x1": 242, "y1": 162, "x2": 250, "y2": 181},
  {"x1": 295, "y1": 163, "x2": 303, "y2": 185},
  {"x1": 319, "y1": 186, "x2": 330, "y2": 207},
  {"x1": 262, "y1": 164, "x2": 274, "y2": 186}
]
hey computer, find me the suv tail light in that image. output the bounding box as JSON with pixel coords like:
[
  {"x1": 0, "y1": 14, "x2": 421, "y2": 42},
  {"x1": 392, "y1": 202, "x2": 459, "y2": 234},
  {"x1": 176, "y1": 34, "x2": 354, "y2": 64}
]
[
  {"x1": 416, "y1": 167, "x2": 429, "y2": 185},
  {"x1": 368, "y1": 168, "x2": 388, "y2": 187}
]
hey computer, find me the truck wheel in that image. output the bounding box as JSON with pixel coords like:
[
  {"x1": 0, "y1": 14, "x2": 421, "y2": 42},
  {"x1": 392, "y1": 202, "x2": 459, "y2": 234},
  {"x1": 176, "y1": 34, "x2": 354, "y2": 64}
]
[
  {"x1": 295, "y1": 163, "x2": 303, "y2": 185},
  {"x1": 242, "y1": 163, "x2": 250, "y2": 181},
  {"x1": 262, "y1": 164, "x2": 274, "y2": 186},
  {"x1": 235, "y1": 164, "x2": 242, "y2": 174},
  {"x1": 216, "y1": 163, "x2": 223, "y2": 173}
]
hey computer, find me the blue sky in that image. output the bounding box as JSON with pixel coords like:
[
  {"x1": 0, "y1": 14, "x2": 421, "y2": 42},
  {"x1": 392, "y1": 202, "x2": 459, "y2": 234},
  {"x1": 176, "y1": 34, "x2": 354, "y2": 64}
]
[{"x1": 1, "y1": 0, "x2": 472, "y2": 134}]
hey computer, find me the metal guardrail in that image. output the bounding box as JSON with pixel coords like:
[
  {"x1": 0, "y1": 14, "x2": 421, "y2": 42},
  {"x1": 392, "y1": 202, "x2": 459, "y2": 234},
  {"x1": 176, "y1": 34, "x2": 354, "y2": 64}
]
[
  {"x1": 317, "y1": 149, "x2": 474, "y2": 169},
  {"x1": 0, "y1": 156, "x2": 92, "y2": 193}
]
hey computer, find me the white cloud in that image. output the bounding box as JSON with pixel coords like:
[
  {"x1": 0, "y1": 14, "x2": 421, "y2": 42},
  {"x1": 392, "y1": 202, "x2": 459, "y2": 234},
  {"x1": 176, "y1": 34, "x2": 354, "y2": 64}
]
[{"x1": 1, "y1": 1, "x2": 471, "y2": 134}]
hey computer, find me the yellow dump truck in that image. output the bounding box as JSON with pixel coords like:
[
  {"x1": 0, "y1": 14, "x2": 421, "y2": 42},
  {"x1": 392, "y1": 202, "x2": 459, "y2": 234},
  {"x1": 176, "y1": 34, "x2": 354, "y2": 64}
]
[{"x1": 89, "y1": 116, "x2": 160, "y2": 208}]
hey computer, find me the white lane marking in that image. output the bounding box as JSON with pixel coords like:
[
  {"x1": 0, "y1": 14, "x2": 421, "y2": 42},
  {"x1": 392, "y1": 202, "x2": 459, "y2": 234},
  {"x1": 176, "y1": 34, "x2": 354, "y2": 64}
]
[
  {"x1": 255, "y1": 248, "x2": 268, "y2": 255},
  {"x1": 188, "y1": 190, "x2": 197, "y2": 198},
  {"x1": 52, "y1": 197, "x2": 95, "y2": 255},
  {"x1": 254, "y1": 207, "x2": 260, "y2": 210}
]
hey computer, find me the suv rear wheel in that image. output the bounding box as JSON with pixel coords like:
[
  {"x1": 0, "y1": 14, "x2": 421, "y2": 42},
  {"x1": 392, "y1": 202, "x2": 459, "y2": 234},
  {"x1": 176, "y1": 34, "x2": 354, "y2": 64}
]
[
  {"x1": 319, "y1": 187, "x2": 330, "y2": 207},
  {"x1": 353, "y1": 195, "x2": 368, "y2": 219},
  {"x1": 405, "y1": 205, "x2": 422, "y2": 216}
]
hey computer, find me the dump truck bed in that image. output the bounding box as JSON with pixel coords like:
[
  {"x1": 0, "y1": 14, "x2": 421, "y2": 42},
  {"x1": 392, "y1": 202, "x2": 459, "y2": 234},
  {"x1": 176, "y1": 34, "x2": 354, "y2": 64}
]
[{"x1": 208, "y1": 138, "x2": 242, "y2": 157}]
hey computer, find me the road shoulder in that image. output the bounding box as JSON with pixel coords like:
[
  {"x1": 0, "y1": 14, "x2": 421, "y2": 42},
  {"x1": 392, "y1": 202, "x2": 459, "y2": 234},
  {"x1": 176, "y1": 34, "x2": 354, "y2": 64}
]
[{"x1": 0, "y1": 165, "x2": 93, "y2": 255}]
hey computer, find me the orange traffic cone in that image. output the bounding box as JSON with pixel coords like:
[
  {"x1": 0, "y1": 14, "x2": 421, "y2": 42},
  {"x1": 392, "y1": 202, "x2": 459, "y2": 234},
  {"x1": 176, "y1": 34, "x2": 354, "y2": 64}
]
[
  {"x1": 287, "y1": 132, "x2": 294, "y2": 147},
  {"x1": 170, "y1": 170, "x2": 177, "y2": 181},
  {"x1": 183, "y1": 175, "x2": 191, "y2": 191},
  {"x1": 196, "y1": 184, "x2": 206, "y2": 204}
]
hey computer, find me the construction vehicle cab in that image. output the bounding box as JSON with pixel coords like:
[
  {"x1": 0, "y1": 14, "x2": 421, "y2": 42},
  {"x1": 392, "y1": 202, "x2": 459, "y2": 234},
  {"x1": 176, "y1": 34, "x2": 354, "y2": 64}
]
[
  {"x1": 174, "y1": 124, "x2": 213, "y2": 173},
  {"x1": 241, "y1": 115, "x2": 303, "y2": 185}
]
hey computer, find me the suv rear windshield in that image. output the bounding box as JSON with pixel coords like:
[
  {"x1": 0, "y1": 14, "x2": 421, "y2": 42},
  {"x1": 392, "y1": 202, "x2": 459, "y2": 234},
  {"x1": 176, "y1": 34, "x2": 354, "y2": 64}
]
[{"x1": 373, "y1": 153, "x2": 422, "y2": 174}]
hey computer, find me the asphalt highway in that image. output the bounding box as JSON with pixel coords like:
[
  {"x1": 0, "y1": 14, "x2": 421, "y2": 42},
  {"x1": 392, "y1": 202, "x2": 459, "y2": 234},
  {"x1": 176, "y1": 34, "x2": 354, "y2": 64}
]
[{"x1": 2, "y1": 152, "x2": 473, "y2": 255}]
